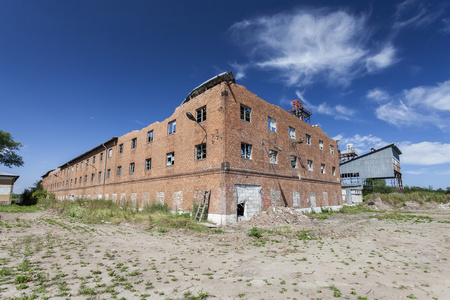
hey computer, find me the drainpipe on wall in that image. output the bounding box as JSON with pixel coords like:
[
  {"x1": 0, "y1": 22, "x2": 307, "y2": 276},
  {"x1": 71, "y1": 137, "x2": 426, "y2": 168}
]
[{"x1": 102, "y1": 143, "x2": 107, "y2": 186}]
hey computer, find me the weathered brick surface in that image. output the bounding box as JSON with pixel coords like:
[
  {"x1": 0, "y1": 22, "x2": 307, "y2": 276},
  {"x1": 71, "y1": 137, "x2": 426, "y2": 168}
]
[{"x1": 43, "y1": 79, "x2": 341, "y2": 224}]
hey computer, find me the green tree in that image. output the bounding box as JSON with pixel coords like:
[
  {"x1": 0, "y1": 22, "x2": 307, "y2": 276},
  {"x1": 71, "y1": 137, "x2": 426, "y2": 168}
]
[
  {"x1": 21, "y1": 180, "x2": 46, "y2": 206},
  {"x1": 0, "y1": 130, "x2": 23, "y2": 168}
]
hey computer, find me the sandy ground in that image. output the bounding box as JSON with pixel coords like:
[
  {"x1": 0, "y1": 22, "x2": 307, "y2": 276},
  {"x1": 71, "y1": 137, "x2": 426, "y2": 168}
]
[{"x1": 0, "y1": 208, "x2": 449, "y2": 300}]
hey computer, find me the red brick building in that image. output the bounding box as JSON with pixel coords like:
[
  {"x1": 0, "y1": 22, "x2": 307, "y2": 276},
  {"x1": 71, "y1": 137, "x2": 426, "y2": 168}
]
[{"x1": 42, "y1": 72, "x2": 341, "y2": 225}]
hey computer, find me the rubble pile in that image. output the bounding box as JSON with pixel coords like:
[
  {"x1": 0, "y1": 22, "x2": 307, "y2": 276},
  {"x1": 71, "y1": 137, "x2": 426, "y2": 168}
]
[{"x1": 232, "y1": 206, "x2": 312, "y2": 228}]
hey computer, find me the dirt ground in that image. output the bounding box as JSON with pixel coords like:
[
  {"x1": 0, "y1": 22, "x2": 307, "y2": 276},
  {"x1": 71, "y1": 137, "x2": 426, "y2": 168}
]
[{"x1": 0, "y1": 205, "x2": 449, "y2": 300}]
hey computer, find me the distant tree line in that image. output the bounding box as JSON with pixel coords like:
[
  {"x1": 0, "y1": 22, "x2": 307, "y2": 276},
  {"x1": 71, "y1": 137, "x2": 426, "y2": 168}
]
[{"x1": 363, "y1": 178, "x2": 450, "y2": 195}]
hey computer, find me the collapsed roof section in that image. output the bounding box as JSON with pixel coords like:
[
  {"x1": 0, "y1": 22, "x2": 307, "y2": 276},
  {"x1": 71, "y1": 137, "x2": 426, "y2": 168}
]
[{"x1": 181, "y1": 71, "x2": 235, "y2": 105}]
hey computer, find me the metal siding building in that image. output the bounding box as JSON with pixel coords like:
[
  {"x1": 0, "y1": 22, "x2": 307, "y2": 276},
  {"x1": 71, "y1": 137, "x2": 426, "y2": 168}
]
[{"x1": 340, "y1": 144, "x2": 402, "y2": 203}]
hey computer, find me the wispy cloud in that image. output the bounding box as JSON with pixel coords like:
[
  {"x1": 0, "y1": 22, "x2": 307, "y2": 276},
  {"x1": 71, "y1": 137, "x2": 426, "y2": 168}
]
[
  {"x1": 295, "y1": 90, "x2": 356, "y2": 120},
  {"x1": 369, "y1": 80, "x2": 450, "y2": 130},
  {"x1": 229, "y1": 62, "x2": 249, "y2": 80},
  {"x1": 333, "y1": 134, "x2": 388, "y2": 155},
  {"x1": 366, "y1": 45, "x2": 397, "y2": 73},
  {"x1": 230, "y1": 8, "x2": 398, "y2": 87},
  {"x1": 335, "y1": 133, "x2": 450, "y2": 166},
  {"x1": 393, "y1": 0, "x2": 443, "y2": 30}
]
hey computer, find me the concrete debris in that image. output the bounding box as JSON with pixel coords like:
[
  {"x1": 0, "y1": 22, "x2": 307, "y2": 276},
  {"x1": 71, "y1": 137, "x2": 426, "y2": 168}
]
[{"x1": 230, "y1": 206, "x2": 312, "y2": 228}]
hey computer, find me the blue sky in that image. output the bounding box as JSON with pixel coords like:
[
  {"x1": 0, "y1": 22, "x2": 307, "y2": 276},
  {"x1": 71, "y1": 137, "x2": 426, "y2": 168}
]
[{"x1": 1, "y1": 0, "x2": 449, "y2": 193}]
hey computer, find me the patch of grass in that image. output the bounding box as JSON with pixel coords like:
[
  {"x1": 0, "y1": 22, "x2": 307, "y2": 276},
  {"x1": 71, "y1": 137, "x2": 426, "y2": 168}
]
[
  {"x1": 248, "y1": 227, "x2": 263, "y2": 239},
  {"x1": 0, "y1": 204, "x2": 41, "y2": 213}
]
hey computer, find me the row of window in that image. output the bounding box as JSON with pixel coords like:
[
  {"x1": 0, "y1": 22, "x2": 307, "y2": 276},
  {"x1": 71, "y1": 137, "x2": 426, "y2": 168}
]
[
  {"x1": 241, "y1": 142, "x2": 335, "y2": 174},
  {"x1": 241, "y1": 104, "x2": 335, "y2": 154}
]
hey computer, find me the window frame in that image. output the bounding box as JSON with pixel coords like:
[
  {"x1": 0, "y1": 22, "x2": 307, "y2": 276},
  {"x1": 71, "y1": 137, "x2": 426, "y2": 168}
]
[
  {"x1": 307, "y1": 160, "x2": 313, "y2": 171},
  {"x1": 119, "y1": 144, "x2": 123, "y2": 154},
  {"x1": 107, "y1": 169, "x2": 111, "y2": 178},
  {"x1": 117, "y1": 166, "x2": 122, "y2": 177},
  {"x1": 196, "y1": 106, "x2": 206, "y2": 123},
  {"x1": 241, "y1": 142, "x2": 252, "y2": 159},
  {"x1": 319, "y1": 140, "x2": 324, "y2": 150},
  {"x1": 289, "y1": 127, "x2": 296, "y2": 139},
  {"x1": 195, "y1": 143, "x2": 207, "y2": 160},
  {"x1": 269, "y1": 150, "x2": 278, "y2": 164},
  {"x1": 131, "y1": 138, "x2": 137, "y2": 149},
  {"x1": 166, "y1": 152, "x2": 175, "y2": 166},
  {"x1": 240, "y1": 104, "x2": 251, "y2": 122},
  {"x1": 306, "y1": 134, "x2": 311, "y2": 145},
  {"x1": 168, "y1": 120, "x2": 176, "y2": 135},
  {"x1": 147, "y1": 130, "x2": 153, "y2": 143},
  {"x1": 330, "y1": 145, "x2": 334, "y2": 155},
  {"x1": 290, "y1": 155, "x2": 297, "y2": 168},
  {"x1": 145, "y1": 158, "x2": 152, "y2": 171},
  {"x1": 268, "y1": 117, "x2": 277, "y2": 132},
  {"x1": 321, "y1": 163, "x2": 326, "y2": 174},
  {"x1": 129, "y1": 162, "x2": 135, "y2": 174}
]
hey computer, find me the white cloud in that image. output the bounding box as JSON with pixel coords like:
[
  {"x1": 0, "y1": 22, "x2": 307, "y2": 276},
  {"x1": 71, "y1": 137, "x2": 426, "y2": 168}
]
[
  {"x1": 366, "y1": 88, "x2": 390, "y2": 102},
  {"x1": 369, "y1": 80, "x2": 450, "y2": 130},
  {"x1": 333, "y1": 134, "x2": 388, "y2": 155},
  {"x1": 398, "y1": 141, "x2": 450, "y2": 165},
  {"x1": 393, "y1": 0, "x2": 443, "y2": 30},
  {"x1": 335, "y1": 134, "x2": 450, "y2": 166},
  {"x1": 366, "y1": 45, "x2": 397, "y2": 73},
  {"x1": 230, "y1": 8, "x2": 397, "y2": 87},
  {"x1": 295, "y1": 90, "x2": 356, "y2": 120},
  {"x1": 229, "y1": 62, "x2": 249, "y2": 80}
]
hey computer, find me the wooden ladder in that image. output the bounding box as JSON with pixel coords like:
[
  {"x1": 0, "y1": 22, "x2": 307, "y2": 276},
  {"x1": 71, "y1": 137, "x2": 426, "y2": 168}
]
[{"x1": 195, "y1": 190, "x2": 211, "y2": 221}]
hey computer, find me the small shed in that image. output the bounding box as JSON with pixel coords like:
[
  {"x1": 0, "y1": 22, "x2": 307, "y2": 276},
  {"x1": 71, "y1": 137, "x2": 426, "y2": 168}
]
[
  {"x1": 0, "y1": 172, "x2": 20, "y2": 205},
  {"x1": 340, "y1": 144, "x2": 402, "y2": 203}
]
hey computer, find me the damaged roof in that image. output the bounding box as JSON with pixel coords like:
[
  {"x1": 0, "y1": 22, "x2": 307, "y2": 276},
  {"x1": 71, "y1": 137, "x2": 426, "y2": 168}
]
[{"x1": 182, "y1": 71, "x2": 235, "y2": 105}]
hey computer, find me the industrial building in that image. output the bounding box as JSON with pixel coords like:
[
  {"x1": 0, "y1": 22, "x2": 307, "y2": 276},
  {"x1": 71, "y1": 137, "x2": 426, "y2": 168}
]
[
  {"x1": 339, "y1": 143, "x2": 403, "y2": 203},
  {"x1": 42, "y1": 72, "x2": 342, "y2": 225}
]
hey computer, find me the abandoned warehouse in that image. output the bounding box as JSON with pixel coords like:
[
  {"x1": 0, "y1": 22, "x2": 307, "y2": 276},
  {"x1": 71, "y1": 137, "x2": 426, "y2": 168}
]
[{"x1": 42, "y1": 72, "x2": 342, "y2": 225}]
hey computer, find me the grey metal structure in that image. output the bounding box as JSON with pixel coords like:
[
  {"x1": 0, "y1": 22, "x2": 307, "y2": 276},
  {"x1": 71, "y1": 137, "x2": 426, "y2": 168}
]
[{"x1": 340, "y1": 144, "x2": 402, "y2": 203}]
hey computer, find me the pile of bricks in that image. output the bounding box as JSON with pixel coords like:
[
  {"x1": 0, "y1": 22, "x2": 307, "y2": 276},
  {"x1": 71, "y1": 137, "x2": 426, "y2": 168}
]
[{"x1": 231, "y1": 206, "x2": 312, "y2": 228}]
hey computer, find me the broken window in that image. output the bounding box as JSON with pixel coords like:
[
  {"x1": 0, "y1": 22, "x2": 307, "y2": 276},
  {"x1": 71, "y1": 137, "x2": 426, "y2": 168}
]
[
  {"x1": 196, "y1": 106, "x2": 206, "y2": 123},
  {"x1": 117, "y1": 166, "x2": 122, "y2": 177},
  {"x1": 321, "y1": 163, "x2": 325, "y2": 174},
  {"x1": 240, "y1": 104, "x2": 251, "y2": 122},
  {"x1": 307, "y1": 160, "x2": 313, "y2": 171},
  {"x1": 269, "y1": 150, "x2": 277, "y2": 164},
  {"x1": 330, "y1": 145, "x2": 334, "y2": 154},
  {"x1": 289, "y1": 127, "x2": 295, "y2": 139},
  {"x1": 147, "y1": 130, "x2": 153, "y2": 143},
  {"x1": 166, "y1": 152, "x2": 175, "y2": 166},
  {"x1": 168, "y1": 120, "x2": 176, "y2": 135},
  {"x1": 131, "y1": 138, "x2": 137, "y2": 149},
  {"x1": 291, "y1": 155, "x2": 297, "y2": 168},
  {"x1": 119, "y1": 144, "x2": 123, "y2": 154},
  {"x1": 306, "y1": 134, "x2": 311, "y2": 145},
  {"x1": 332, "y1": 166, "x2": 336, "y2": 176},
  {"x1": 268, "y1": 117, "x2": 276, "y2": 132},
  {"x1": 195, "y1": 143, "x2": 206, "y2": 160},
  {"x1": 145, "y1": 158, "x2": 151, "y2": 170},
  {"x1": 241, "y1": 143, "x2": 252, "y2": 159},
  {"x1": 319, "y1": 140, "x2": 323, "y2": 150}
]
